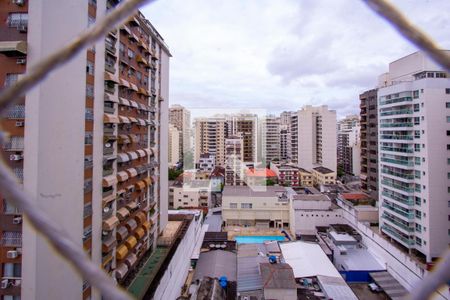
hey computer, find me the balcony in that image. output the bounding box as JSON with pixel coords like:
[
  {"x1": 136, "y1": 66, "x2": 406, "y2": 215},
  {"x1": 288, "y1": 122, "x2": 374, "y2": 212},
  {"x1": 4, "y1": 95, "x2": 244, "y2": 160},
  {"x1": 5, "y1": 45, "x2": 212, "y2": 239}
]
[
  {"x1": 380, "y1": 109, "x2": 413, "y2": 117},
  {"x1": 103, "y1": 168, "x2": 114, "y2": 176},
  {"x1": 382, "y1": 202, "x2": 414, "y2": 219},
  {"x1": 105, "y1": 63, "x2": 116, "y2": 74},
  {"x1": 104, "y1": 105, "x2": 115, "y2": 114},
  {"x1": 380, "y1": 134, "x2": 413, "y2": 141},
  {"x1": 380, "y1": 157, "x2": 414, "y2": 167},
  {"x1": 381, "y1": 225, "x2": 414, "y2": 246},
  {"x1": 382, "y1": 213, "x2": 414, "y2": 232},
  {"x1": 380, "y1": 96, "x2": 413, "y2": 106},
  {"x1": 380, "y1": 122, "x2": 413, "y2": 128},
  {"x1": 381, "y1": 190, "x2": 414, "y2": 206},
  {"x1": 103, "y1": 147, "x2": 114, "y2": 155},
  {"x1": 380, "y1": 146, "x2": 413, "y2": 154},
  {"x1": 381, "y1": 179, "x2": 414, "y2": 193},
  {"x1": 381, "y1": 168, "x2": 414, "y2": 180}
]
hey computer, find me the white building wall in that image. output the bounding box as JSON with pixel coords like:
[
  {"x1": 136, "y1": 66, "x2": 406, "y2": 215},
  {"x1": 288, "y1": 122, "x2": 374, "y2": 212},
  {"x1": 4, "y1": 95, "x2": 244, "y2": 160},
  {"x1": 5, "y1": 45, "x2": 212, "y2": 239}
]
[{"x1": 23, "y1": 1, "x2": 88, "y2": 299}]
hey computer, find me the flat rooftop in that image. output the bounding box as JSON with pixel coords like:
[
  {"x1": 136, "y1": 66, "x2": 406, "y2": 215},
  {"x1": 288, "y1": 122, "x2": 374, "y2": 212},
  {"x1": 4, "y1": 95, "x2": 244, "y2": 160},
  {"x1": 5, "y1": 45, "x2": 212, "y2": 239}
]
[
  {"x1": 223, "y1": 186, "x2": 286, "y2": 197},
  {"x1": 313, "y1": 166, "x2": 335, "y2": 174}
]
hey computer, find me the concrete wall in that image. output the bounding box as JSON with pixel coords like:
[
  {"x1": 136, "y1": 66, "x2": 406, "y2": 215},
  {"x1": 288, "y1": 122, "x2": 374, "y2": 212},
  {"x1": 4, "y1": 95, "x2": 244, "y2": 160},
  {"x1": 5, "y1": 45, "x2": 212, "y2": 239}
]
[
  {"x1": 264, "y1": 288, "x2": 297, "y2": 300},
  {"x1": 23, "y1": 1, "x2": 88, "y2": 299}
]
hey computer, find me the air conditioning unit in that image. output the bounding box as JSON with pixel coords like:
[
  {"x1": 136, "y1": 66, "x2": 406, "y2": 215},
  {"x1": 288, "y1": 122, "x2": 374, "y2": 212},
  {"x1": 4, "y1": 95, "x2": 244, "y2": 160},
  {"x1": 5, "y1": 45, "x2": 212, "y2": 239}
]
[
  {"x1": 1, "y1": 279, "x2": 8, "y2": 289},
  {"x1": 13, "y1": 0, "x2": 24, "y2": 6},
  {"x1": 16, "y1": 247, "x2": 23, "y2": 255},
  {"x1": 13, "y1": 279, "x2": 21, "y2": 287},
  {"x1": 13, "y1": 216, "x2": 22, "y2": 224},
  {"x1": 9, "y1": 154, "x2": 23, "y2": 161},
  {"x1": 18, "y1": 25, "x2": 27, "y2": 33},
  {"x1": 16, "y1": 58, "x2": 26, "y2": 65},
  {"x1": 6, "y1": 250, "x2": 18, "y2": 259},
  {"x1": 15, "y1": 121, "x2": 24, "y2": 127}
]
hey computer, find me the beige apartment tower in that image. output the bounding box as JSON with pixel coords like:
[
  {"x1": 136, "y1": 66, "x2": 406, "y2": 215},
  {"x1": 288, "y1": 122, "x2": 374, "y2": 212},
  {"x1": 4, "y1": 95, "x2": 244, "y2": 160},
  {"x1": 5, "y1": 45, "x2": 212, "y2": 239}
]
[
  {"x1": 169, "y1": 104, "x2": 191, "y2": 160},
  {"x1": 16, "y1": 1, "x2": 171, "y2": 299},
  {"x1": 194, "y1": 117, "x2": 228, "y2": 166}
]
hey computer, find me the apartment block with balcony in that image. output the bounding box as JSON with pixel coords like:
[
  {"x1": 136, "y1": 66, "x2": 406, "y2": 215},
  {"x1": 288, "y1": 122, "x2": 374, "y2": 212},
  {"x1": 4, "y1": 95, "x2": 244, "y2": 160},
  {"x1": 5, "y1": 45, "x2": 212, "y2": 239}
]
[
  {"x1": 261, "y1": 115, "x2": 281, "y2": 163},
  {"x1": 19, "y1": 1, "x2": 170, "y2": 299},
  {"x1": 169, "y1": 104, "x2": 191, "y2": 160},
  {"x1": 378, "y1": 51, "x2": 450, "y2": 263},
  {"x1": 229, "y1": 114, "x2": 257, "y2": 164},
  {"x1": 0, "y1": 1, "x2": 28, "y2": 299},
  {"x1": 225, "y1": 135, "x2": 245, "y2": 186},
  {"x1": 194, "y1": 117, "x2": 228, "y2": 166},
  {"x1": 337, "y1": 115, "x2": 360, "y2": 176},
  {"x1": 360, "y1": 89, "x2": 379, "y2": 200}
]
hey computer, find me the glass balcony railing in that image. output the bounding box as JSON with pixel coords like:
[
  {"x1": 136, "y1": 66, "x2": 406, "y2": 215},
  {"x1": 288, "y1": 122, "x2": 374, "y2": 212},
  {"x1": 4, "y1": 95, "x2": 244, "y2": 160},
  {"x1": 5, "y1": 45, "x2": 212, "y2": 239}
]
[
  {"x1": 381, "y1": 169, "x2": 414, "y2": 180},
  {"x1": 380, "y1": 146, "x2": 414, "y2": 153},
  {"x1": 381, "y1": 225, "x2": 415, "y2": 246},
  {"x1": 381, "y1": 179, "x2": 414, "y2": 193},
  {"x1": 381, "y1": 190, "x2": 414, "y2": 206},
  {"x1": 380, "y1": 123, "x2": 413, "y2": 128},
  {"x1": 382, "y1": 213, "x2": 414, "y2": 232},
  {"x1": 380, "y1": 109, "x2": 413, "y2": 116},
  {"x1": 380, "y1": 135, "x2": 413, "y2": 141},
  {"x1": 382, "y1": 202, "x2": 414, "y2": 219},
  {"x1": 380, "y1": 96, "x2": 413, "y2": 106},
  {"x1": 380, "y1": 157, "x2": 414, "y2": 167}
]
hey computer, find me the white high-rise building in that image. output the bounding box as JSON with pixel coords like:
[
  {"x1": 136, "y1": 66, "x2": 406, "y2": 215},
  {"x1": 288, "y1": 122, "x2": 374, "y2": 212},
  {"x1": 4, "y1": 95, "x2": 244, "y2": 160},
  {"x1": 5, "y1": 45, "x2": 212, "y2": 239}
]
[
  {"x1": 378, "y1": 51, "x2": 450, "y2": 262},
  {"x1": 169, "y1": 124, "x2": 180, "y2": 166},
  {"x1": 169, "y1": 104, "x2": 191, "y2": 159},
  {"x1": 262, "y1": 115, "x2": 281, "y2": 163},
  {"x1": 296, "y1": 105, "x2": 337, "y2": 171},
  {"x1": 337, "y1": 115, "x2": 360, "y2": 175}
]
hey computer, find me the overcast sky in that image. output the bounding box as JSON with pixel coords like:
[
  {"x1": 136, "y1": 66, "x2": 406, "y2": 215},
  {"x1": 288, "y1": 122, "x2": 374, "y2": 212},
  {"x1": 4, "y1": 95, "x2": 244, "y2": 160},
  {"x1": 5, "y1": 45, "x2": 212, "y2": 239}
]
[{"x1": 141, "y1": 0, "x2": 450, "y2": 119}]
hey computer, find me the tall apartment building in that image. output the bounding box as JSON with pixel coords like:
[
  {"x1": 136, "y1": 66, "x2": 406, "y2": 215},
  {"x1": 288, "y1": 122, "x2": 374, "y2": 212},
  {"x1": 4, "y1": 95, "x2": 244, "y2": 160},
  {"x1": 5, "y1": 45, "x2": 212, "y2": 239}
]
[
  {"x1": 360, "y1": 89, "x2": 379, "y2": 200},
  {"x1": 225, "y1": 136, "x2": 244, "y2": 186},
  {"x1": 261, "y1": 115, "x2": 281, "y2": 163},
  {"x1": 169, "y1": 104, "x2": 191, "y2": 160},
  {"x1": 169, "y1": 124, "x2": 180, "y2": 166},
  {"x1": 337, "y1": 115, "x2": 360, "y2": 175},
  {"x1": 0, "y1": 1, "x2": 28, "y2": 300},
  {"x1": 295, "y1": 105, "x2": 337, "y2": 172},
  {"x1": 279, "y1": 124, "x2": 291, "y2": 161},
  {"x1": 378, "y1": 51, "x2": 450, "y2": 263},
  {"x1": 0, "y1": 1, "x2": 171, "y2": 299},
  {"x1": 194, "y1": 117, "x2": 228, "y2": 166},
  {"x1": 229, "y1": 114, "x2": 257, "y2": 164}
]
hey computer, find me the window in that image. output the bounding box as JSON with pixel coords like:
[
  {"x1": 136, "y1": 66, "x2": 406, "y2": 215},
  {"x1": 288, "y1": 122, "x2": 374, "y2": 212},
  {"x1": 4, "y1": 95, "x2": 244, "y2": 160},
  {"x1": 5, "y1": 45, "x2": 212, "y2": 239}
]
[
  {"x1": 414, "y1": 144, "x2": 420, "y2": 152},
  {"x1": 83, "y1": 203, "x2": 92, "y2": 218},
  {"x1": 229, "y1": 203, "x2": 237, "y2": 209},
  {"x1": 86, "y1": 60, "x2": 94, "y2": 75},
  {"x1": 127, "y1": 48, "x2": 135, "y2": 58},
  {"x1": 415, "y1": 210, "x2": 422, "y2": 219},
  {"x1": 85, "y1": 132, "x2": 93, "y2": 145},
  {"x1": 3, "y1": 263, "x2": 21, "y2": 278},
  {"x1": 5, "y1": 104, "x2": 25, "y2": 119},
  {"x1": 415, "y1": 196, "x2": 421, "y2": 205},
  {"x1": 119, "y1": 42, "x2": 125, "y2": 55},
  {"x1": 414, "y1": 130, "x2": 420, "y2": 139},
  {"x1": 447, "y1": 131, "x2": 450, "y2": 136},
  {"x1": 413, "y1": 90, "x2": 419, "y2": 98},
  {"x1": 448, "y1": 158, "x2": 450, "y2": 165},
  {"x1": 447, "y1": 145, "x2": 450, "y2": 150},
  {"x1": 7, "y1": 13, "x2": 28, "y2": 27},
  {"x1": 413, "y1": 103, "x2": 420, "y2": 112},
  {"x1": 416, "y1": 237, "x2": 422, "y2": 246},
  {"x1": 3, "y1": 199, "x2": 18, "y2": 214},
  {"x1": 414, "y1": 117, "x2": 420, "y2": 125},
  {"x1": 415, "y1": 223, "x2": 422, "y2": 232},
  {"x1": 447, "y1": 116, "x2": 450, "y2": 123},
  {"x1": 86, "y1": 84, "x2": 94, "y2": 97},
  {"x1": 415, "y1": 157, "x2": 421, "y2": 165},
  {"x1": 415, "y1": 170, "x2": 421, "y2": 179},
  {"x1": 85, "y1": 108, "x2": 93, "y2": 121},
  {"x1": 241, "y1": 203, "x2": 252, "y2": 209},
  {"x1": 446, "y1": 88, "x2": 450, "y2": 94},
  {"x1": 446, "y1": 102, "x2": 450, "y2": 108},
  {"x1": 4, "y1": 73, "x2": 19, "y2": 87},
  {"x1": 0, "y1": 231, "x2": 22, "y2": 246},
  {"x1": 136, "y1": 71, "x2": 142, "y2": 82}
]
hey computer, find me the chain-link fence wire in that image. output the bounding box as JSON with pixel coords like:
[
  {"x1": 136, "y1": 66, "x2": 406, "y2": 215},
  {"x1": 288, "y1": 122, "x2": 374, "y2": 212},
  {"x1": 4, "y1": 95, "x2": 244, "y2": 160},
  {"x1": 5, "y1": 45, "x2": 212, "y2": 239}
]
[{"x1": 0, "y1": 0, "x2": 448, "y2": 299}]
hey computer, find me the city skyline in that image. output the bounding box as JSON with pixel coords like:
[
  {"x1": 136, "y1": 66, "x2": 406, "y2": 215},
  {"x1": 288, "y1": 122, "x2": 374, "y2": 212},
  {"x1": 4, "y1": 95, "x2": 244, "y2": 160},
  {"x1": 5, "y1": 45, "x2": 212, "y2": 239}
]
[{"x1": 143, "y1": 0, "x2": 450, "y2": 118}]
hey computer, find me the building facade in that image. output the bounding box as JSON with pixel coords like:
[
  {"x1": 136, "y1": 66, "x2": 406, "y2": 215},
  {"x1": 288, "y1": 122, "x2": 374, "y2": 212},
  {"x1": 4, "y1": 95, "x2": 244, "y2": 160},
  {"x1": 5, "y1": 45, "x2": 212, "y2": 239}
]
[
  {"x1": 261, "y1": 115, "x2": 280, "y2": 163},
  {"x1": 360, "y1": 89, "x2": 379, "y2": 200},
  {"x1": 378, "y1": 51, "x2": 450, "y2": 262},
  {"x1": 0, "y1": 2, "x2": 171, "y2": 299},
  {"x1": 0, "y1": 1, "x2": 28, "y2": 299},
  {"x1": 229, "y1": 114, "x2": 257, "y2": 164},
  {"x1": 225, "y1": 136, "x2": 244, "y2": 186},
  {"x1": 337, "y1": 115, "x2": 360, "y2": 175},
  {"x1": 169, "y1": 104, "x2": 191, "y2": 160},
  {"x1": 168, "y1": 124, "x2": 180, "y2": 166},
  {"x1": 197, "y1": 153, "x2": 215, "y2": 173},
  {"x1": 194, "y1": 117, "x2": 228, "y2": 167}
]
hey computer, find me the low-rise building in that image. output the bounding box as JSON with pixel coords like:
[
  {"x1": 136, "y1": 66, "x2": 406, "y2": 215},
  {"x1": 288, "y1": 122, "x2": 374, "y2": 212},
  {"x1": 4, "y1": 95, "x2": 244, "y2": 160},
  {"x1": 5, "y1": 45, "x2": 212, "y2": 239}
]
[
  {"x1": 260, "y1": 263, "x2": 297, "y2": 300},
  {"x1": 245, "y1": 168, "x2": 277, "y2": 187},
  {"x1": 222, "y1": 186, "x2": 290, "y2": 228},
  {"x1": 336, "y1": 192, "x2": 378, "y2": 225},
  {"x1": 171, "y1": 179, "x2": 211, "y2": 209},
  {"x1": 312, "y1": 166, "x2": 336, "y2": 185},
  {"x1": 270, "y1": 163, "x2": 313, "y2": 187},
  {"x1": 287, "y1": 188, "x2": 343, "y2": 237}
]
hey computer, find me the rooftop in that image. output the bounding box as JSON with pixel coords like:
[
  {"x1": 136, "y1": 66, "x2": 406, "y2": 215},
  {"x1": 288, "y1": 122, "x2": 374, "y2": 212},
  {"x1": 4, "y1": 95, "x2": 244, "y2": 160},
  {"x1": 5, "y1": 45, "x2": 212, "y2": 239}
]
[
  {"x1": 204, "y1": 214, "x2": 223, "y2": 232},
  {"x1": 341, "y1": 192, "x2": 370, "y2": 201},
  {"x1": 194, "y1": 250, "x2": 237, "y2": 282},
  {"x1": 313, "y1": 166, "x2": 335, "y2": 174},
  {"x1": 245, "y1": 168, "x2": 277, "y2": 177},
  {"x1": 292, "y1": 194, "x2": 330, "y2": 202},
  {"x1": 223, "y1": 186, "x2": 287, "y2": 197},
  {"x1": 260, "y1": 263, "x2": 297, "y2": 289}
]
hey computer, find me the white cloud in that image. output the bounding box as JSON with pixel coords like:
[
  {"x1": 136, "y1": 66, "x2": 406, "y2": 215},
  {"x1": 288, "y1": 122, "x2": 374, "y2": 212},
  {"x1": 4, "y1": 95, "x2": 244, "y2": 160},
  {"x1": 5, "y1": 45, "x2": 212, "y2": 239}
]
[{"x1": 141, "y1": 0, "x2": 450, "y2": 117}]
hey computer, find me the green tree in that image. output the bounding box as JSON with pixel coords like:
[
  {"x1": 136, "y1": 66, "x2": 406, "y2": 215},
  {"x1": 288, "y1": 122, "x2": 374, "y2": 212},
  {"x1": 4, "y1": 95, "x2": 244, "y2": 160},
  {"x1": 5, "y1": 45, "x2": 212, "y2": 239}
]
[{"x1": 169, "y1": 168, "x2": 183, "y2": 180}]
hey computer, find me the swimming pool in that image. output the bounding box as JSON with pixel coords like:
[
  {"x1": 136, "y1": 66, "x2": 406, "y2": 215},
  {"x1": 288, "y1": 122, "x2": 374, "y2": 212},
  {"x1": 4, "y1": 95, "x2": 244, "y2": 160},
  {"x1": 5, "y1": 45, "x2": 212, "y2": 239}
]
[{"x1": 234, "y1": 235, "x2": 285, "y2": 244}]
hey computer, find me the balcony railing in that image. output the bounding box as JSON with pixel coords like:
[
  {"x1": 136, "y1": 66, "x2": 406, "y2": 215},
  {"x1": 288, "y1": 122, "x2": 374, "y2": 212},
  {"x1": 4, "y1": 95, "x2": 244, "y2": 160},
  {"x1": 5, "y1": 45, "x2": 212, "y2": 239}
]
[
  {"x1": 381, "y1": 225, "x2": 414, "y2": 246},
  {"x1": 380, "y1": 146, "x2": 413, "y2": 154},
  {"x1": 381, "y1": 190, "x2": 414, "y2": 206},
  {"x1": 380, "y1": 109, "x2": 413, "y2": 117},
  {"x1": 382, "y1": 202, "x2": 414, "y2": 219},
  {"x1": 382, "y1": 213, "x2": 414, "y2": 232},
  {"x1": 381, "y1": 179, "x2": 414, "y2": 193},
  {"x1": 380, "y1": 96, "x2": 413, "y2": 106},
  {"x1": 380, "y1": 134, "x2": 413, "y2": 141},
  {"x1": 381, "y1": 169, "x2": 414, "y2": 180},
  {"x1": 380, "y1": 157, "x2": 414, "y2": 167},
  {"x1": 380, "y1": 122, "x2": 413, "y2": 128}
]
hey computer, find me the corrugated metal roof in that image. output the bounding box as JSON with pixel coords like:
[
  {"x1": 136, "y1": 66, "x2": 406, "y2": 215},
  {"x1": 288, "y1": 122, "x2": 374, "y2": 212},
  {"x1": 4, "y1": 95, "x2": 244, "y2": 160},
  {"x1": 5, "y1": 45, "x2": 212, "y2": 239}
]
[
  {"x1": 204, "y1": 214, "x2": 222, "y2": 232},
  {"x1": 317, "y1": 275, "x2": 358, "y2": 300},
  {"x1": 369, "y1": 271, "x2": 409, "y2": 300},
  {"x1": 260, "y1": 263, "x2": 296, "y2": 289},
  {"x1": 237, "y1": 256, "x2": 265, "y2": 292},
  {"x1": 194, "y1": 250, "x2": 237, "y2": 282}
]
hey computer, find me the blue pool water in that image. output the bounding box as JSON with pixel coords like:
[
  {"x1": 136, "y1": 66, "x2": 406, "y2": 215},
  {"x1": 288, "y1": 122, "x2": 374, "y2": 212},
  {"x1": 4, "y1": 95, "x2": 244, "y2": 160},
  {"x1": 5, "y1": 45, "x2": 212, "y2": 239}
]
[{"x1": 234, "y1": 235, "x2": 285, "y2": 244}]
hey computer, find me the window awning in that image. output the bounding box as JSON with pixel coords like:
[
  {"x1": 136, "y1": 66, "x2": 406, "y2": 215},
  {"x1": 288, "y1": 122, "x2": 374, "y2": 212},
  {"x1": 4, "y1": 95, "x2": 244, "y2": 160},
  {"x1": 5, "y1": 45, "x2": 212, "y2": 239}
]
[
  {"x1": 129, "y1": 83, "x2": 138, "y2": 92},
  {"x1": 125, "y1": 236, "x2": 137, "y2": 250},
  {"x1": 126, "y1": 218, "x2": 137, "y2": 231},
  {"x1": 137, "y1": 118, "x2": 146, "y2": 126},
  {"x1": 114, "y1": 262, "x2": 129, "y2": 280},
  {"x1": 117, "y1": 153, "x2": 130, "y2": 163},
  {"x1": 128, "y1": 134, "x2": 139, "y2": 143},
  {"x1": 138, "y1": 103, "x2": 147, "y2": 111},
  {"x1": 102, "y1": 235, "x2": 117, "y2": 253},
  {"x1": 142, "y1": 220, "x2": 152, "y2": 232},
  {"x1": 119, "y1": 116, "x2": 130, "y2": 124},
  {"x1": 117, "y1": 207, "x2": 130, "y2": 221},
  {"x1": 103, "y1": 134, "x2": 117, "y2": 142},
  {"x1": 104, "y1": 93, "x2": 119, "y2": 103},
  {"x1": 129, "y1": 101, "x2": 139, "y2": 108},
  {"x1": 138, "y1": 88, "x2": 150, "y2": 96},
  {"x1": 136, "y1": 149, "x2": 146, "y2": 158},
  {"x1": 104, "y1": 72, "x2": 119, "y2": 84},
  {"x1": 118, "y1": 134, "x2": 131, "y2": 144},
  {"x1": 102, "y1": 215, "x2": 119, "y2": 231},
  {"x1": 102, "y1": 194, "x2": 116, "y2": 207},
  {"x1": 0, "y1": 41, "x2": 27, "y2": 56},
  {"x1": 127, "y1": 151, "x2": 139, "y2": 160},
  {"x1": 116, "y1": 226, "x2": 128, "y2": 241},
  {"x1": 124, "y1": 253, "x2": 138, "y2": 268},
  {"x1": 128, "y1": 116, "x2": 138, "y2": 122},
  {"x1": 135, "y1": 180, "x2": 146, "y2": 191},
  {"x1": 116, "y1": 244, "x2": 128, "y2": 261},
  {"x1": 119, "y1": 97, "x2": 131, "y2": 107},
  {"x1": 135, "y1": 211, "x2": 147, "y2": 224},
  {"x1": 117, "y1": 171, "x2": 129, "y2": 182},
  {"x1": 126, "y1": 201, "x2": 138, "y2": 211},
  {"x1": 144, "y1": 177, "x2": 152, "y2": 186},
  {"x1": 119, "y1": 78, "x2": 130, "y2": 88},
  {"x1": 126, "y1": 168, "x2": 138, "y2": 178},
  {"x1": 134, "y1": 227, "x2": 145, "y2": 240},
  {"x1": 144, "y1": 148, "x2": 153, "y2": 156},
  {"x1": 125, "y1": 184, "x2": 135, "y2": 192},
  {"x1": 120, "y1": 25, "x2": 131, "y2": 35},
  {"x1": 103, "y1": 113, "x2": 120, "y2": 124},
  {"x1": 102, "y1": 175, "x2": 118, "y2": 187}
]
